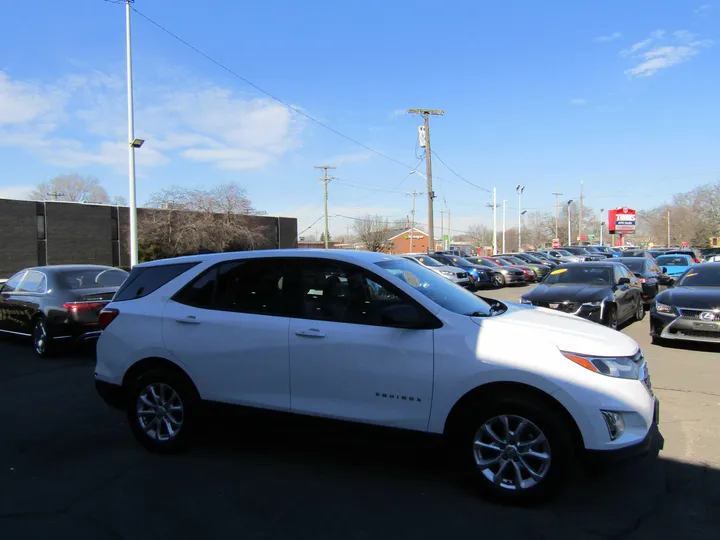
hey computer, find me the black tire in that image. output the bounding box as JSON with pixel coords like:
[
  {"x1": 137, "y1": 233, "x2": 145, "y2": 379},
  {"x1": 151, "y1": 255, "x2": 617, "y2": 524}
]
[
  {"x1": 451, "y1": 396, "x2": 576, "y2": 505},
  {"x1": 492, "y1": 273, "x2": 506, "y2": 288},
  {"x1": 605, "y1": 305, "x2": 618, "y2": 330},
  {"x1": 634, "y1": 298, "x2": 645, "y2": 322},
  {"x1": 125, "y1": 368, "x2": 199, "y2": 454},
  {"x1": 32, "y1": 317, "x2": 54, "y2": 358}
]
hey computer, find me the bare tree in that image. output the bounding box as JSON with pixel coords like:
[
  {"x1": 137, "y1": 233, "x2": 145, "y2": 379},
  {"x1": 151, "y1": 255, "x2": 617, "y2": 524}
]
[
  {"x1": 29, "y1": 174, "x2": 115, "y2": 203},
  {"x1": 139, "y1": 182, "x2": 267, "y2": 260},
  {"x1": 466, "y1": 224, "x2": 492, "y2": 248},
  {"x1": 353, "y1": 214, "x2": 393, "y2": 252}
]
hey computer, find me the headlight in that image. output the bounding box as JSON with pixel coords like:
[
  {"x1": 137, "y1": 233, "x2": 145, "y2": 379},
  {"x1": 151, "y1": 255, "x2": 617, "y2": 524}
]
[
  {"x1": 582, "y1": 301, "x2": 602, "y2": 307},
  {"x1": 655, "y1": 302, "x2": 676, "y2": 315},
  {"x1": 561, "y1": 352, "x2": 641, "y2": 380},
  {"x1": 440, "y1": 270, "x2": 454, "y2": 276},
  {"x1": 520, "y1": 297, "x2": 532, "y2": 304}
]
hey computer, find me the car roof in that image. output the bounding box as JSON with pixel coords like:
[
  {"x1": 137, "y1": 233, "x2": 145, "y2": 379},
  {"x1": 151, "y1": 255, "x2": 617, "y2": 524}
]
[
  {"x1": 136, "y1": 249, "x2": 398, "y2": 268},
  {"x1": 23, "y1": 264, "x2": 121, "y2": 273},
  {"x1": 556, "y1": 261, "x2": 616, "y2": 267}
]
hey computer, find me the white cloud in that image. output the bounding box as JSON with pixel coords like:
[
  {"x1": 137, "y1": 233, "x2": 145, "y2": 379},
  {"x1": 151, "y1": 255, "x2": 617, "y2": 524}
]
[
  {"x1": 595, "y1": 32, "x2": 622, "y2": 43},
  {"x1": 388, "y1": 109, "x2": 407, "y2": 119},
  {"x1": 570, "y1": 98, "x2": 587, "y2": 105},
  {"x1": 623, "y1": 30, "x2": 712, "y2": 77},
  {"x1": 695, "y1": 4, "x2": 711, "y2": 15},
  {"x1": 321, "y1": 151, "x2": 373, "y2": 166},
  {"x1": 0, "y1": 184, "x2": 35, "y2": 200},
  {"x1": 0, "y1": 69, "x2": 303, "y2": 172}
]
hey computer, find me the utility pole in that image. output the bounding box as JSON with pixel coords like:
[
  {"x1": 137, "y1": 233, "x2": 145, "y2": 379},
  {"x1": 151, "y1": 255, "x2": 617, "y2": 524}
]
[
  {"x1": 567, "y1": 200, "x2": 574, "y2": 246},
  {"x1": 600, "y1": 208, "x2": 605, "y2": 246},
  {"x1": 408, "y1": 108, "x2": 444, "y2": 252},
  {"x1": 486, "y1": 188, "x2": 498, "y2": 254},
  {"x1": 314, "y1": 165, "x2": 336, "y2": 249},
  {"x1": 447, "y1": 208, "x2": 451, "y2": 250},
  {"x1": 579, "y1": 180, "x2": 584, "y2": 244},
  {"x1": 502, "y1": 200, "x2": 507, "y2": 253},
  {"x1": 667, "y1": 210, "x2": 671, "y2": 248},
  {"x1": 125, "y1": 0, "x2": 139, "y2": 267},
  {"x1": 439, "y1": 210, "x2": 446, "y2": 249},
  {"x1": 516, "y1": 185, "x2": 526, "y2": 251},
  {"x1": 406, "y1": 190, "x2": 423, "y2": 252},
  {"x1": 552, "y1": 188, "x2": 563, "y2": 240}
]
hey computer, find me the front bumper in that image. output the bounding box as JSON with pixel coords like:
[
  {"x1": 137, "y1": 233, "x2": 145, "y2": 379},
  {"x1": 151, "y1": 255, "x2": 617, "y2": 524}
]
[
  {"x1": 586, "y1": 398, "x2": 660, "y2": 464},
  {"x1": 650, "y1": 312, "x2": 720, "y2": 343}
]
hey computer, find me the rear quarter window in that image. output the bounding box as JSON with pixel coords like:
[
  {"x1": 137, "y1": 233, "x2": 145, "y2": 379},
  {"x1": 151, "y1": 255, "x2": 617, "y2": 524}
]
[{"x1": 113, "y1": 262, "x2": 199, "y2": 302}]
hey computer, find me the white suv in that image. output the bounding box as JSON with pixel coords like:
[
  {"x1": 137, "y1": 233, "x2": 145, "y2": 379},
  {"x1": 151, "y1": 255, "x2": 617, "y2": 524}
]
[{"x1": 95, "y1": 250, "x2": 659, "y2": 504}]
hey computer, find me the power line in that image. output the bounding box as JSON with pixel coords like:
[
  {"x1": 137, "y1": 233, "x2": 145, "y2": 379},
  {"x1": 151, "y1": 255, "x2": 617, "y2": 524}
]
[
  {"x1": 129, "y1": 6, "x2": 415, "y2": 170},
  {"x1": 431, "y1": 150, "x2": 492, "y2": 193}
]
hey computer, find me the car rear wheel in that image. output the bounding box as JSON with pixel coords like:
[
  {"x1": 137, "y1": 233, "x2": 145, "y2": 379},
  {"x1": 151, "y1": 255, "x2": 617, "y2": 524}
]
[
  {"x1": 492, "y1": 273, "x2": 506, "y2": 288},
  {"x1": 32, "y1": 318, "x2": 54, "y2": 358},
  {"x1": 454, "y1": 397, "x2": 575, "y2": 505},
  {"x1": 126, "y1": 368, "x2": 199, "y2": 454}
]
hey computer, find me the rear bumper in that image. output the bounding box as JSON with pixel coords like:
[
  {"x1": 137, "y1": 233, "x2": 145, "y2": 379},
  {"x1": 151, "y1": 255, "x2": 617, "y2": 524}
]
[{"x1": 95, "y1": 379, "x2": 125, "y2": 410}]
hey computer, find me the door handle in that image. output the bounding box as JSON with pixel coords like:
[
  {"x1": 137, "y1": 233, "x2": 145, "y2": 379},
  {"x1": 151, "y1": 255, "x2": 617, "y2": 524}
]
[
  {"x1": 176, "y1": 316, "x2": 201, "y2": 324},
  {"x1": 295, "y1": 330, "x2": 326, "y2": 338}
]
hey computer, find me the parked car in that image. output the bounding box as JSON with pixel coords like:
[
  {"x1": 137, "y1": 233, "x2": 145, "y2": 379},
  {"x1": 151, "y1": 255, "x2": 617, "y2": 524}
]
[
  {"x1": 520, "y1": 262, "x2": 644, "y2": 329},
  {"x1": 466, "y1": 257, "x2": 527, "y2": 287},
  {"x1": 0, "y1": 265, "x2": 129, "y2": 357},
  {"x1": 539, "y1": 249, "x2": 583, "y2": 263},
  {"x1": 429, "y1": 252, "x2": 494, "y2": 290},
  {"x1": 621, "y1": 250, "x2": 655, "y2": 259},
  {"x1": 402, "y1": 254, "x2": 471, "y2": 288},
  {"x1": 648, "y1": 249, "x2": 670, "y2": 259},
  {"x1": 560, "y1": 247, "x2": 606, "y2": 262},
  {"x1": 653, "y1": 254, "x2": 694, "y2": 279},
  {"x1": 497, "y1": 255, "x2": 550, "y2": 280},
  {"x1": 519, "y1": 252, "x2": 559, "y2": 268},
  {"x1": 650, "y1": 263, "x2": 720, "y2": 345},
  {"x1": 584, "y1": 246, "x2": 615, "y2": 259},
  {"x1": 664, "y1": 249, "x2": 702, "y2": 264},
  {"x1": 484, "y1": 257, "x2": 537, "y2": 282},
  {"x1": 95, "y1": 249, "x2": 658, "y2": 504},
  {"x1": 614, "y1": 258, "x2": 673, "y2": 307}
]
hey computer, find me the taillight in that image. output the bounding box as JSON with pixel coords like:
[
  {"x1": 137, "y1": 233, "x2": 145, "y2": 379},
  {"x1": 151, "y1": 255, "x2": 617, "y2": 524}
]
[
  {"x1": 639, "y1": 278, "x2": 647, "y2": 283},
  {"x1": 98, "y1": 308, "x2": 120, "y2": 330},
  {"x1": 63, "y1": 301, "x2": 108, "y2": 313},
  {"x1": 694, "y1": 258, "x2": 700, "y2": 263}
]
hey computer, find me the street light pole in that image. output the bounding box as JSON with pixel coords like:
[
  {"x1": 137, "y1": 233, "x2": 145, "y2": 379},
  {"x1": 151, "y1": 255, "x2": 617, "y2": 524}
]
[
  {"x1": 667, "y1": 210, "x2": 671, "y2": 248},
  {"x1": 516, "y1": 185, "x2": 525, "y2": 251},
  {"x1": 493, "y1": 188, "x2": 497, "y2": 254},
  {"x1": 502, "y1": 200, "x2": 506, "y2": 253},
  {"x1": 125, "y1": 0, "x2": 139, "y2": 267},
  {"x1": 567, "y1": 200, "x2": 574, "y2": 245},
  {"x1": 600, "y1": 208, "x2": 604, "y2": 246}
]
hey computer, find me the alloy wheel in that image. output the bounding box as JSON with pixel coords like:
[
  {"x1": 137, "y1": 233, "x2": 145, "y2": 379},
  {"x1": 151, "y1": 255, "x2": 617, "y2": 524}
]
[
  {"x1": 136, "y1": 383, "x2": 185, "y2": 441},
  {"x1": 637, "y1": 301, "x2": 645, "y2": 321},
  {"x1": 33, "y1": 320, "x2": 47, "y2": 356},
  {"x1": 472, "y1": 414, "x2": 552, "y2": 491}
]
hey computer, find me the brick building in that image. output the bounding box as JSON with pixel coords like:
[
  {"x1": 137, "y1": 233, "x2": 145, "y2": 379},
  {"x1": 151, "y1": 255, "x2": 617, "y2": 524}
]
[
  {"x1": 0, "y1": 198, "x2": 297, "y2": 278},
  {"x1": 385, "y1": 228, "x2": 441, "y2": 254}
]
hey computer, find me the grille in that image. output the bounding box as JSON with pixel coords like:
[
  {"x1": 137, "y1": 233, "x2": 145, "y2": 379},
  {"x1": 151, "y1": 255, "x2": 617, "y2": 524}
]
[
  {"x1": 533, "y1": 301, "x2": 579, "y2": 313},
  {"x1": 672, "y1": 329, "x2": 720, "y2": 339},
  {"x1": 513, "y1": 271, "x2": 524, "y2": 277},
  {"x1": 679, "y1": 309, "x2": 702, "y2": 320},
  {"x1": 456, "y1": 272, "x2": 467, "y2": 279}
]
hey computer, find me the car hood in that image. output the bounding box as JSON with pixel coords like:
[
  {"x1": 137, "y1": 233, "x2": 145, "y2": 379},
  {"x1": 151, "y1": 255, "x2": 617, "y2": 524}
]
[
  {"x1": 657, "y1": 287, "x2": 720, "y2": 309},
  {"x1": 523, "y1": 283, "x2": 611, "y2": 303},
  {"x1": 474, "y1": 303, "x2": 639, "y2": 357}
]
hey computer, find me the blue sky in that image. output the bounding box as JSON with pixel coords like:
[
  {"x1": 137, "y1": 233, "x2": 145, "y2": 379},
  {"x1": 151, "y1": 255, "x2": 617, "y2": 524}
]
[{"x1": 0, "y1": 0, "x2": 718, "y2": 237}]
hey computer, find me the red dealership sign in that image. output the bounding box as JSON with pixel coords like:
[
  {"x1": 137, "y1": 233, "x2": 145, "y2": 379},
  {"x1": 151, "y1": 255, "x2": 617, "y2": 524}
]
[{"x1": 608, "y1": 207, "x2": 636, "y2": 235}]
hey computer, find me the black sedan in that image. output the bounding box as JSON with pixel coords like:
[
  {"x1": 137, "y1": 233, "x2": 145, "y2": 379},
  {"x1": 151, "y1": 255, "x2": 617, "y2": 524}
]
[
  {"x1": 614, "y1": 257, "x2": 673, "y2": 307},
  {"x1": 510, "y1": 252, "x2": 558, "y2": 268},
  {"x1": 520, "y1": 262, "x2": 644, "y2": 329},
  {"x1": 0, "y1": 265, "x2": 129, "y2": 357},
  {"x1": 650, "y1": 263, "x2": 720, "y2": 346}
]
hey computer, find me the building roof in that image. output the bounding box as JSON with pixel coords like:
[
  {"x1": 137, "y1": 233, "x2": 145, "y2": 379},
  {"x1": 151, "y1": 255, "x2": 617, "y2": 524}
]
[{"x1": 387, "y1": 227, "x2": 430, "y2": 241}]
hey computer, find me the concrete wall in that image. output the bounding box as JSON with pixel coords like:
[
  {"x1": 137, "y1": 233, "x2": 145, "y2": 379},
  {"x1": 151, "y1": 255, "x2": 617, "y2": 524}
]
[{"x1": 0, "y1": 199, "x2": 298, "y2": 278}]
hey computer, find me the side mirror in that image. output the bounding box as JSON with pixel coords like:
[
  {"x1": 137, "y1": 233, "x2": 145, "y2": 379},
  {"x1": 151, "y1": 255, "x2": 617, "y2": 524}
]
[
  {"x1": 667, "y1": 279, "x2": 675, "y2": 288},
  {"x1": 661, "y1": 267, "x2": 667, "y2": 274},
  {"x1": 380, "y1": 303, "x2": 426, "y2": 329},
  {"x1": 618, "y1": 277, "x2": 631, "y2": 285}
]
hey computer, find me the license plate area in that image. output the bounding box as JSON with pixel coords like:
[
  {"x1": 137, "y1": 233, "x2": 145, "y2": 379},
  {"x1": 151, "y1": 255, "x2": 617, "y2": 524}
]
[{"x1": 693, "y1": 322, "x2": 720, "y2": 332}]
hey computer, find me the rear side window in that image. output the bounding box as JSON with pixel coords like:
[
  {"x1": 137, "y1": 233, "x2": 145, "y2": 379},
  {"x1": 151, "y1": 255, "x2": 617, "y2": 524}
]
[
  {"x1": 18, "y1": 271, "x2": 47, "y2": 293},
  {"x1": 113, "y1": 262, "x2": 199, "y2": 302}
]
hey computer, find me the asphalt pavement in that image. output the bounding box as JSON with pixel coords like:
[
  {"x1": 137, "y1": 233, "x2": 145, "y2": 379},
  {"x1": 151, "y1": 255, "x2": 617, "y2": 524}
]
[{"x1": 1, "y1": 285, "x2": 719, "y2": 540}]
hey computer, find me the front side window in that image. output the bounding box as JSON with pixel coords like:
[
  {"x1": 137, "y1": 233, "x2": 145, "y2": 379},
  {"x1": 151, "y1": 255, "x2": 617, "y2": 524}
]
[
  {"x1": 1, "y1": 272, "x2": 26, "y2": 293},
  {"x1": 376, "y1": 257, "x2": 493, "y2": 317},
  {"x1": 288, "y1": 259, "x2": 425, "y2": 326},
  {"x1": 18, "y1": 271, "x2": 46, "y2": 293}
]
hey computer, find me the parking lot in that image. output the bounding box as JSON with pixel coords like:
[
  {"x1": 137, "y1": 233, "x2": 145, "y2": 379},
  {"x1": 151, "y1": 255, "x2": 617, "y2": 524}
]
[{"x1": 1, "y1": 283, "x2": 719, "y2": 540}]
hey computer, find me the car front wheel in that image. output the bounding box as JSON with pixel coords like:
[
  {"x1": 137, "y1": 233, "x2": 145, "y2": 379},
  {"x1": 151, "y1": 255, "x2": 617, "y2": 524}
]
[
  {"x1": 126, "y1": 368, "x2": 199, "y2": 454},
  {"x1": 455, "y1": 397, "x2": 575, "y2": 504},
  {"x1": 605, "y1": 305, "x2": 618, "y2": 330},
  {"x1": 634, "y1": 298, "x2": 645, "y2": 322},
  {"x1": 492, "y1": 273, "x2": 506, "y2": 288}
]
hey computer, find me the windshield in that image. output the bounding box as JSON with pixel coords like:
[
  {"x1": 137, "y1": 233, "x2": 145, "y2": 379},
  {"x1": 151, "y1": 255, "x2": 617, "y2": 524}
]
[
  {"x1": 376, "y1": 258, "x2": 493, "y2": 316},
  {"x1": 656, "y1": 255, "x2": 692, "y2": 267},
  {"x1": 407, "y1": 255, "x2": 442, "y2": 267},
  {"x1": 522, "y1": 254, "x2": 545, "y2": 263},
  {"x1": 472, "y1": 258, "x2": 500, "y2": 268},
  {"x1": 542, "y1": 266, "x2": 612, "y2": 285},
  {"x1": 58, "y1": 268, "x2": 129, "y2": 290},
  {"x1": 493, "y1": 258, "x2": 513, "y2": 267},
  {"x1": 677, "y1": 266, "x2": 720, "y2": 287},
  {"x1": 445, "y1": 255, "x2": 474, "y2": 267},
  {"x1": 618, "y1": 259, "x2": 646, "y2": 273},
  {"x1": 502, "y1": 256, "x2": 526, "y2": 265},
  {"x1": 556, "y1": 249, "x2": 573, "y2": 256},
  {"x1": 564, "y1": 247, "x2": 589, "y2": 255}
]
